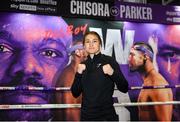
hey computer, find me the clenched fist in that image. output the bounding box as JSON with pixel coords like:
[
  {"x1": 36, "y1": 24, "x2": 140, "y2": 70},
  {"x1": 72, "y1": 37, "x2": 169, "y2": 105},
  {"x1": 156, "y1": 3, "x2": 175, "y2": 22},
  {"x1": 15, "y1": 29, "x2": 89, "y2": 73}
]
[
  {"x1": 77, "y1": 64, "x2": 86, "y2": 74},
  {"x1": 74, "y1": 49, "x2": 87, "y2": 63},
  {"x1": 102, "y1": 64, "x2": 114, "y2": 76}
]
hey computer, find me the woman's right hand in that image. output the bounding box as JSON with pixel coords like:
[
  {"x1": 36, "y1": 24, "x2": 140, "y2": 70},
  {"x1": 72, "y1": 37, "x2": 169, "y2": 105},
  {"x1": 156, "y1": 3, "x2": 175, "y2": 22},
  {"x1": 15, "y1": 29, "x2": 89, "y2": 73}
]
[{"x1": 77, "y1": 64, "x2": 86, "y2": 74}]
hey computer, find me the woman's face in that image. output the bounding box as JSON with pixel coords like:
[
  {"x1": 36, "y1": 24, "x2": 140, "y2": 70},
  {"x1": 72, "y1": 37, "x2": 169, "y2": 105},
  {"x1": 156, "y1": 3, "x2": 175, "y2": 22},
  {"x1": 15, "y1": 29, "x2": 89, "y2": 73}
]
[{"x1": 84, "y1": 34, "x2": 101, "y2": 55}]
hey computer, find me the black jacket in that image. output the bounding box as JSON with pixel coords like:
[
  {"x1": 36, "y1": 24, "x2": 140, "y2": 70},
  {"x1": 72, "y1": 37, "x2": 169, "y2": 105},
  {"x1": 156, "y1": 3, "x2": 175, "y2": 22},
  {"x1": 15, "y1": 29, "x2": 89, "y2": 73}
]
[{"x1": 71, "y1": 53, "x2": 128, "y2": 120}]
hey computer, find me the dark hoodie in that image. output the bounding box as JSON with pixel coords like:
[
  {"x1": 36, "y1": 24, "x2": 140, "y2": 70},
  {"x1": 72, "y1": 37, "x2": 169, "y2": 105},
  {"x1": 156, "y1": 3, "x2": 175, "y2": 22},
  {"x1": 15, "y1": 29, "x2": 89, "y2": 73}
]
[{"x1": 71, "y1": 53, "x2": 128, "y2": 121}]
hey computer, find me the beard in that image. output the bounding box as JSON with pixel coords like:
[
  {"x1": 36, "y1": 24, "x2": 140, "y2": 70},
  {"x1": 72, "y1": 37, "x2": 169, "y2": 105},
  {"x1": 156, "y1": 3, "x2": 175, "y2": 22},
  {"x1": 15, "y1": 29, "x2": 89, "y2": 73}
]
[
  {"x1": 0, "y1": 72, "x2": 55, "y2": 120},
  {"x1": 0, "y1": 91, "x2": 55, "y2": 121},
  {"x1": 0, "y1": 109, "x2": 53, "y2": 121},
  {"x1": 173, "y1": 88, "x2": 180, "y2": 120},
  {"x1": 129, "y1": 64, "x2": 145, "y2": 73},
  {"x1": 129, "y1": 59, "x2": 146, "y2": 73}
]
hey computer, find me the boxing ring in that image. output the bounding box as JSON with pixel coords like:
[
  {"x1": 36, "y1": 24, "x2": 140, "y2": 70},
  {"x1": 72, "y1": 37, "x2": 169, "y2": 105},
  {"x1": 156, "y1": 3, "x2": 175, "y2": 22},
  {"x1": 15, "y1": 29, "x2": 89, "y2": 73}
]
[{"x1": 0, "y1": 85, "x2": 180, "y2": 110}]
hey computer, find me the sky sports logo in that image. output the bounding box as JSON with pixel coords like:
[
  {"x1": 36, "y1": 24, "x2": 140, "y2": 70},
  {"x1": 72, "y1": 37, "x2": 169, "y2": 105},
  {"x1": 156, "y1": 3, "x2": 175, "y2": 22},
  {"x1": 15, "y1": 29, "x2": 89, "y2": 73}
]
[
  {"x1": 10, "y1": 3, "x2": 56, "y2": 13},
  {"x1": 10, "y1": 3, "x2": 37, "y2": 11},
  {"x1": 19, "y1": 4, "x2": 37, "y2": 11}
]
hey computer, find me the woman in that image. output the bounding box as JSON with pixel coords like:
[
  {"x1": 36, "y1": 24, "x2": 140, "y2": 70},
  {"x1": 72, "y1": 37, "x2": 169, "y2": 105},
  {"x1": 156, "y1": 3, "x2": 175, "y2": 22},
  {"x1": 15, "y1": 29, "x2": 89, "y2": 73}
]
[{"x1": 71, "y1": 31, "x2": 128, "y2": 121}]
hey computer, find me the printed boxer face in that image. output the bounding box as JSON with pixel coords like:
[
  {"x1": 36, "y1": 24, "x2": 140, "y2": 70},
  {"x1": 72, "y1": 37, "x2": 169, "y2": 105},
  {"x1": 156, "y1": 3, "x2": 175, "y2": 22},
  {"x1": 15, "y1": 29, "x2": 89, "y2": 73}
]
[
  {"x1": 157, "y1": 25, "x2": 180, "y2": 101},
  {"x1": 156, "y1": 25, "x2": 180, "y2": 120},
  {"x1": 0, "y1": 13, "x2": 72, "y2": 120},
  {"x1": 128, "y1": 47, "x2": 145, "y2": 72}
]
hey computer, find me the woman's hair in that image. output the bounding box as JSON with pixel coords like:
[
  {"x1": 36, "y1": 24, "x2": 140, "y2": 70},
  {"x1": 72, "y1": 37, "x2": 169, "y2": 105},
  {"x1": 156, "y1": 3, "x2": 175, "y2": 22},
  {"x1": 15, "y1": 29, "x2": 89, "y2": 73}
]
[{"x1": 83, "y1": 31, "x2": 102, "y2": 46}]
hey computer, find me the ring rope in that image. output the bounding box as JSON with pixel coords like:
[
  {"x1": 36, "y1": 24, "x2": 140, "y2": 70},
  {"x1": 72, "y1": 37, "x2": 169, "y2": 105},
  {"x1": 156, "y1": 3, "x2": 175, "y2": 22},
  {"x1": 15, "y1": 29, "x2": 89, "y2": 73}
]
[
  {"x1": 129, "y1": 84, "x2": 180, "y2": 90},
  {"x1": 0, "y1": 86, "x2": 70, "y2": 91},
  {"x1": 0, "y1": 101, "x2": 180, "y2": 109},
  {"x1": 0, "y1": 85, "x2": 179, "y2": 91}
]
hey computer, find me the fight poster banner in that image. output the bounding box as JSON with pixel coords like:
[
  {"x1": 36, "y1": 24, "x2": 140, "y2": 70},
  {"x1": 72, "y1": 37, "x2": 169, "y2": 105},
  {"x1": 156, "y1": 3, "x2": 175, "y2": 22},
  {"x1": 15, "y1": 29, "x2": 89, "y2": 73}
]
[
  {"x1": 0, "y1": 11, "x2": 179, "y2": 121},
  {"x1": 0, "y1": 0, "x2": 180, "y2": 24}
]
